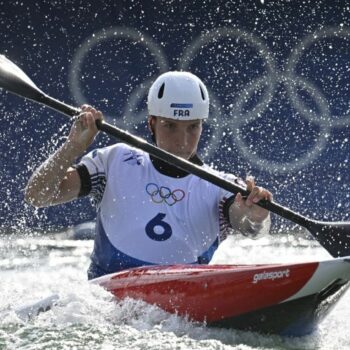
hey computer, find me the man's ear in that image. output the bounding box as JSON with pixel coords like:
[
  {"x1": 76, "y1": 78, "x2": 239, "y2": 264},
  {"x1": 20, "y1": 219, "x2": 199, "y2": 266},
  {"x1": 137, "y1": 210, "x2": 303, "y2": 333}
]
[
  {"x1": 147, "y1": 116, "x2": 154, "y2": 134},
  {"x1": 147, "y1": 115, "x2": 156, "y2": 135}
]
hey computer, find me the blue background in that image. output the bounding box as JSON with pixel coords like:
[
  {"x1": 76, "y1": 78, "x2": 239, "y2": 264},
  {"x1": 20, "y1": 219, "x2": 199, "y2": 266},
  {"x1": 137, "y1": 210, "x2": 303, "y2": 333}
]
[{"x1": 0, "y1": 0, "x2": 349, "y2": 231}]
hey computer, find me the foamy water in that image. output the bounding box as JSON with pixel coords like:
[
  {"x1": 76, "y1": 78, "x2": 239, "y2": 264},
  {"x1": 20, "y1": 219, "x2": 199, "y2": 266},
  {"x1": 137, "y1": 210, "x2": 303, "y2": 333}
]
[{"x1": 1, "y1": 230, "x2": 349, "y2": 350}]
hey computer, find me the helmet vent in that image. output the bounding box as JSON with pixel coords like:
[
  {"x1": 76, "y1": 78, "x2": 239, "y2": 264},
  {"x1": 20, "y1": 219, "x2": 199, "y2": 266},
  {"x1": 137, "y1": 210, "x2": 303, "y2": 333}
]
[
  {"x1": 158, "y1": 83, "x2": 165, "y2": 98},
  {"x1": 199, "y1": 84, "x2": 205, "y2": 100}
]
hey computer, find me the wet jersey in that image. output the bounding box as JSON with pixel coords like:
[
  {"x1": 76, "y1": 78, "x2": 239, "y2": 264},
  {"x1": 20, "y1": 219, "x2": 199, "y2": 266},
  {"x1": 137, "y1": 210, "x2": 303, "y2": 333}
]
[{"x1": 77, "y1": 143, "x2": 240, "y2": 279}]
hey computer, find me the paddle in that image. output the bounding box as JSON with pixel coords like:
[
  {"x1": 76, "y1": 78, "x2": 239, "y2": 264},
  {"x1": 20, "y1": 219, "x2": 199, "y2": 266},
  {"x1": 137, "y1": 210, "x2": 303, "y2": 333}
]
[{"x1": 1, "y1": 55, "x2": 350, "y2": 258}]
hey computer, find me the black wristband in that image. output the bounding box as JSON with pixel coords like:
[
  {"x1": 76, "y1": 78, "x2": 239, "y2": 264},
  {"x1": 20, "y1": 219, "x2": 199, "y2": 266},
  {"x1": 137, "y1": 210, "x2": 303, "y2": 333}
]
[{"x1": 73, "y1": 164, "x2": 92, "y2": 197}]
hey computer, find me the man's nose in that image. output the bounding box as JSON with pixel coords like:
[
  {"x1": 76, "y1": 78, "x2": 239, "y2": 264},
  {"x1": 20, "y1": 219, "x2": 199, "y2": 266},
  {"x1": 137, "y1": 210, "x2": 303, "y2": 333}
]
[{"x1": 177, "y1": 131, "x2": 189, "y2": 148}]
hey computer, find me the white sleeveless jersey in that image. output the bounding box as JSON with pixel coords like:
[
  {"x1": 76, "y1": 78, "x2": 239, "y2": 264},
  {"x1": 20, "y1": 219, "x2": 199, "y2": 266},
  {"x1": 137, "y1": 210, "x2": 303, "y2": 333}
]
[{"x1": 79, "y1": 143, "x2": 240, "y2": 278}]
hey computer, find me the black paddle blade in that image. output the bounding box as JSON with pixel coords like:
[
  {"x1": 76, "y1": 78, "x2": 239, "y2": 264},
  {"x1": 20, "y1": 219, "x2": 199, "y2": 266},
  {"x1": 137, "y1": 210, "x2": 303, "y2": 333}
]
[
  {"x1": 0, "y1": 55, "x2": 80, "y2": 117},
  {"x1": 0, "y1": 55, "x2": 45, "y2": 101},
  {"x1": 306, "y1": 220, "x2": 350, "y2": 257}
]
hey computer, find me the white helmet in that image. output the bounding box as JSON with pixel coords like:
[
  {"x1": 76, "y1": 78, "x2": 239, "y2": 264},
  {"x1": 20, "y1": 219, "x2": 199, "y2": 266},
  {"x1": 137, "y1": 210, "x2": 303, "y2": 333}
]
[{"x1": 147, "y1": 71, "x2": 209, "y2": 120}]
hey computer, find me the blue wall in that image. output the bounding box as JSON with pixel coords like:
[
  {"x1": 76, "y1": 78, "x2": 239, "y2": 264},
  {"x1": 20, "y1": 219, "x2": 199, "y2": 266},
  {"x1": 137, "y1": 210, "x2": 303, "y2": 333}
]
[{"x1": 1, "y1": 0, "x2": 349, "y2": 230}]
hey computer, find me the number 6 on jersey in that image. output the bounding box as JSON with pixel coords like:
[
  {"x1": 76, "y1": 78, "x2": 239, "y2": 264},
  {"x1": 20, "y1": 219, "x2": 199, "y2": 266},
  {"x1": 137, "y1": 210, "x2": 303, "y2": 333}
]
[{"x1": 145, "y1": 213, "x2": 172, "y2": 241}]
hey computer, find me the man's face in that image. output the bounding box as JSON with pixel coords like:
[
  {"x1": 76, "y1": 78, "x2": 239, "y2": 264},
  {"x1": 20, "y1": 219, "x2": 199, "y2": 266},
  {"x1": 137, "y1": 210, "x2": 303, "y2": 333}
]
[{"x1": 149, "y1": 116, "x2": 203, "y2": 160}]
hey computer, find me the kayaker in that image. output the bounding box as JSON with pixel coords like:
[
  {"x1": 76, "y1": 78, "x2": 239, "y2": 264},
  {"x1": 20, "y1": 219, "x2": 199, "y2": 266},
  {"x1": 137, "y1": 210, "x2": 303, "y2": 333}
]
[{"x1": 25, "y1": 71, "x2": 273, "y2": 279}]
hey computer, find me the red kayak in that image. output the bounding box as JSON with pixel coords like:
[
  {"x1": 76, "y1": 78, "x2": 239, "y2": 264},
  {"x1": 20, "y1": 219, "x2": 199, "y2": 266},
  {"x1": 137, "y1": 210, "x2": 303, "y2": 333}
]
[{"x1": 93, "y1": 257, "x2": 350, "y2": 336}]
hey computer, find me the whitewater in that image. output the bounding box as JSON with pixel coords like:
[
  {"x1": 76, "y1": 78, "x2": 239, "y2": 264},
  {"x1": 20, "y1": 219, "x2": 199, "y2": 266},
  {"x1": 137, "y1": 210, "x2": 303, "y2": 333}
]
[{"x1": 1, "y1": 228, "x2": 350, "y2": 350}]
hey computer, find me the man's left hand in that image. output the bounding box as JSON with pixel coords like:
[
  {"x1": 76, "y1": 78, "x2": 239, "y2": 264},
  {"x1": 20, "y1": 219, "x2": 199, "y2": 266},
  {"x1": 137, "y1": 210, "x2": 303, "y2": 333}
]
[{"x1": 234, "y1": 176, "x2": 273, "y2": 223}]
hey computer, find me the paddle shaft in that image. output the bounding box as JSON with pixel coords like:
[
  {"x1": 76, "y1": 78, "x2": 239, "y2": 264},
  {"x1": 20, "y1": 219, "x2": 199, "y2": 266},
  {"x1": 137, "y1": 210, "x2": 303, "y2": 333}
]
[
  {"x1": 4, "y1": 54, "x2": 350, "y2": 257},
  {"x1": 0, "y1": 55, "x2": 314, "y2": 228},
  {"x1": 36, "y1": 92, "x2": 311, "y2": 228}
]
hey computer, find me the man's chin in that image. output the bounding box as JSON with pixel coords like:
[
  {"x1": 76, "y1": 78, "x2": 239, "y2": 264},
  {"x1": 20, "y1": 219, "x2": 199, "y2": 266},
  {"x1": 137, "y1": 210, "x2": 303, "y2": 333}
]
[
  {"x1": 172, "y1": 153, "x2": 191, "y2": 160},
  {"x1": 159, "y1": 147, "x2": 192, "y2": 160}
]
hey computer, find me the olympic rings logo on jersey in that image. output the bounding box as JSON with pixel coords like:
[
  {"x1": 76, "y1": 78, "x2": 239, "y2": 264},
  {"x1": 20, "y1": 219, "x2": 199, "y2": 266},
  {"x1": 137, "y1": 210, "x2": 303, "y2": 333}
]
[
  {"x1": 69, "y1": 26, "x2": 350, "y2": 174},
  {"x1": 146, "y1": 183, "x2": 185, "y2": 206}
]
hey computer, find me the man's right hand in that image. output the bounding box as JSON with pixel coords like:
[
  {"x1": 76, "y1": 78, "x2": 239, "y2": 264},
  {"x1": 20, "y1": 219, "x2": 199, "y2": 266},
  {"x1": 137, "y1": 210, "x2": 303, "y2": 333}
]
[
  {"x1": 68, "y1": 105, "x2": 103, "y2": 154},
  {"x1": 25, "y1": 105, "x2": 103, "y2": 208}
]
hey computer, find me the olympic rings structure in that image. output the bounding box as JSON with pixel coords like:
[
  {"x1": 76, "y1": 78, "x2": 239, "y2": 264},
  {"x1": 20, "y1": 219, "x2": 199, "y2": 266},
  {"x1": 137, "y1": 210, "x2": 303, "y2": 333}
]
[
  {"x1": 69, "y1": 26, "x2": 350, "y2": 174},
  {"x1": 146, "y1": 183, "x2": 185, "y2": 206}
]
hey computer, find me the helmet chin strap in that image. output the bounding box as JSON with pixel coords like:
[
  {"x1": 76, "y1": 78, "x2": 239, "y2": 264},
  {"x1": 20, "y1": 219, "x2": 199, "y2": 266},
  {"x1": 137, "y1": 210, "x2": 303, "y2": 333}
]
[
  {"x1": 151, "y1": 132, "x2": 157, "y2": 144},
  {"x1": 148, "y1": 116, "x2": 157, "y2": 144}
]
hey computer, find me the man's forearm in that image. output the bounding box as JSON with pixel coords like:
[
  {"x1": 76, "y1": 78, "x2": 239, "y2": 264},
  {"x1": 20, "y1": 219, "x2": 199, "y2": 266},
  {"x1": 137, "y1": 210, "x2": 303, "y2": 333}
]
[{"x1": 25, "y1": 141, "x2": 82, "y2": 207}]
